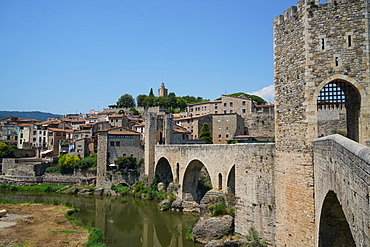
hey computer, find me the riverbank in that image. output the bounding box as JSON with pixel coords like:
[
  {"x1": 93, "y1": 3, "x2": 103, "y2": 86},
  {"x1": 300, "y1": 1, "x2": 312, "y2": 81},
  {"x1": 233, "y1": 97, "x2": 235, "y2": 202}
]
[{"x1": 0, "y1": 202, "x2": 89, "y2": 247}]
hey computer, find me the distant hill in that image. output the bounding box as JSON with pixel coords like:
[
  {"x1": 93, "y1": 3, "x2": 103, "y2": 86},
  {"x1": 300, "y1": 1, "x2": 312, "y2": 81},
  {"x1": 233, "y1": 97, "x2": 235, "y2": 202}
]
[{"x1": 0, "y1": 111, "x2": 63, "y2": 122}]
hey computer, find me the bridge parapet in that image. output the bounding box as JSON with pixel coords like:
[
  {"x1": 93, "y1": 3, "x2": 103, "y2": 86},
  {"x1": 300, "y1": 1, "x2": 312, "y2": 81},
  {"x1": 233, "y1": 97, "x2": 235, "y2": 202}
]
[{"x1": 313, "y1": 134, "x2": 370, "y2": 246}]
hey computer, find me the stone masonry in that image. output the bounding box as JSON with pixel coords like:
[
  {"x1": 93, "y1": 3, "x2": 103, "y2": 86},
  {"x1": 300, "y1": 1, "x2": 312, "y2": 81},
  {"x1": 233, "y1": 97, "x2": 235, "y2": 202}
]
[
  {"x1": 313, "y1": 135, "x2": 370, "y2": 246},
  {"x1": 274, "y1": 0, "x2": 370, "y2": 245}
]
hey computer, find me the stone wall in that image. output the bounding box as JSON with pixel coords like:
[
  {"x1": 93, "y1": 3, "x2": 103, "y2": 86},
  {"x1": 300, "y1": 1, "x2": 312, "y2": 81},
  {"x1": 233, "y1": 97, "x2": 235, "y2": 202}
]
[
  {"x1": 244, "y1": 113, "x2": 274, "y2": 137},
  {"x1": 96, "y1": 171, "x2": 140, "y2": 188},
  {"x1": 317, "y1": 108, "x2": 347, "y2": 137},
  {"x1": 2, "y1": 158, "x2": 49, "y2": 177},
  {"x1": 313, "y1": 135, "x2": 370, "y2": 247}
]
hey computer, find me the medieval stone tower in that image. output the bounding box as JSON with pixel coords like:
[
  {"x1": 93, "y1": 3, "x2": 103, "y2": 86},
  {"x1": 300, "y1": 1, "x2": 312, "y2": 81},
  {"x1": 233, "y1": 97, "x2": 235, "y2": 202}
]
[{"x1": 274, "y1": 0, "x2": 370, "y2": 246}]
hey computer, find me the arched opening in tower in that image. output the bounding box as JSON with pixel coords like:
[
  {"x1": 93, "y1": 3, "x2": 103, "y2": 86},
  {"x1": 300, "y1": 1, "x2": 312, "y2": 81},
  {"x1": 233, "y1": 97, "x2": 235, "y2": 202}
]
[
  {"x1": 319, "y1": 191, "x2": 355, "y2": 247},
  {"x1": 182, "y1": 160, "x2": 212, "y2": 203},
  {"x1": 317, "y1": 80, "x2": 360, "y2": 142},
  {"x1": 155, "y1": 157, "x2": 173, "y2": 186}
]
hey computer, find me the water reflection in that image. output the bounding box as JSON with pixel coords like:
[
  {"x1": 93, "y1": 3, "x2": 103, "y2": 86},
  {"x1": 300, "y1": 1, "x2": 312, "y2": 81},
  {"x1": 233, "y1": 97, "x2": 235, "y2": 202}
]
[{"x1": 0, "y1": 192, "x2": 203, "y2": 247}]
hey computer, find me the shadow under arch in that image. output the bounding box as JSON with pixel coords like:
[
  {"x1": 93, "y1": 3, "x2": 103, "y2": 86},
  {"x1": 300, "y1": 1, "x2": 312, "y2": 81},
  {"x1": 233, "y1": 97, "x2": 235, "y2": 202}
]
[
  {"x1": 227, "y1": 165, "x2": 236, "y2": 204},
  {"x1": 182, "y1": 159, "x2": 212, "y2": 203},
  {"x1": 155, "y1": 157, "x2": 173, "y2": 185},
  {"x1": 319, "y1": 191, "x2": 355, "y2": 247}
]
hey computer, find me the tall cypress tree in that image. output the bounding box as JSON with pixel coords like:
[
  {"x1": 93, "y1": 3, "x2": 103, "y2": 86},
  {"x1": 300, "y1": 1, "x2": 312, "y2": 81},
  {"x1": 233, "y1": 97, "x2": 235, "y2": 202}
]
[{"x1": 199, "y1": 122, "x2": 212, "y2": 144}]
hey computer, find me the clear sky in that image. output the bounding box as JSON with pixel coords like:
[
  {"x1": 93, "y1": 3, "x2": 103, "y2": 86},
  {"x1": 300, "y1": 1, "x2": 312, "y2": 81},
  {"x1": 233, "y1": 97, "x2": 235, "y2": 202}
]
[{"x1": 0, "y1": 0, "x2": 297, "y2": 115}]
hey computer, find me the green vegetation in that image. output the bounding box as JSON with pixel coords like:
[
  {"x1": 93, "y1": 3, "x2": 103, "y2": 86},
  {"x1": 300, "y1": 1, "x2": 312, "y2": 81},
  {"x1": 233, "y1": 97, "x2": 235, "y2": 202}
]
[
  {"x1": 199, "y1": 122, "x2": 213, "y2": 144},
  {"x1": 331, "y1": 129, "x2": 347, "y2": 137},
  {"x1": 243, "y1": 225, "x2": 268, "y2": 247},
  {"x1": 216, "y1": 93, "x2": 267, "y2": 105},
  {"x1": 111, "y1": 184, "x2": 130, "y2": 195},
  {"x1": 208, "y1": 197, "x2": 235, "y2": 217},
  {"x1": 74, "y1": 153, "x2": 97, "y2": 170},
  {"x1": 46, "y1": 153, "x2": 93, "y2": 174},
  {"x1": 114, "y1": 156, "x2": 137, "y2": 170},
  {"x1": 117, "y1": 94, "x2": 135, "y2": 108},
  {"x1": 0, "y1": 184, "x2": 65, "y2": 192},
  {"x1": 185, "y1": 227, "x2": 194, "y2": 241},
  {"x1": 129, "y1": 107, "x2": 140, "y2": 115},
  {"x1": 0, "y1": 141, "x2": 17, "y2": 158}
]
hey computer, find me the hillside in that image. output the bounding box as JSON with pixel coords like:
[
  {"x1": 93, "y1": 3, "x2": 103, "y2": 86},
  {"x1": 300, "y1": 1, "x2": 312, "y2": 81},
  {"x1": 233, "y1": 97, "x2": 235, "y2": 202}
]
[{"x1": 0, "y1": 111, "x2": 63, "y2": 122}]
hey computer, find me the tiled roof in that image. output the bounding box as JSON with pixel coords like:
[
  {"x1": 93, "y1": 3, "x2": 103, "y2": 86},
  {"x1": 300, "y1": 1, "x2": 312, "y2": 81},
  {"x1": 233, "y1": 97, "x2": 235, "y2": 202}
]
[{"x1": 108, "y1": 130, "x2": 140, "y2": 135}]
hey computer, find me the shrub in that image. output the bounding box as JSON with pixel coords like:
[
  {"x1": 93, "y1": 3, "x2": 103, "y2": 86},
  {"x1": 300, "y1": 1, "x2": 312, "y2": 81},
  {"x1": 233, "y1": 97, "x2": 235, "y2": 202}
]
[
  {"x1": 74, "y1": 153, "x2": 97, "y2": 170},
  {"x1": 111, "y1": 184, "x2": 130, "y2": 195},
  {"x1": 243, "y1": 225, "x2": 268, "y2": 247},
  {"x1": 115, "y1": 156, "x2": 137, "y2": 170}
]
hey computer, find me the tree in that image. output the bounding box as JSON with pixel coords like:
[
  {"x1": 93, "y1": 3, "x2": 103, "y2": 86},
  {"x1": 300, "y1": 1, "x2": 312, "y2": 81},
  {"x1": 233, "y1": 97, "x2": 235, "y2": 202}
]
[
  {"x1": 136, "y1": 94, "x2": 147, "y2": 107},
  {"x1": 199, "y1": 122, "x2": 212, "y2": 144},
  {"x1": 0, "y1": 142, "x2": 17, "y2": 158},
  {"x1": 176, "y1": 98, "x2": 187, "y2": 110},
  {"x1": 115, "y1": 156, "x2": 137, "y2": 170},
  {"x1": 168, "y1": 92, "x2": 177, "y2": 108},
  {"x1": 149, "y1": 88, "x2": 155, "y2": 97},
  {"x1": 58, "y1": 154, "x2": 80, "y2": 174},
  {"x1": 117, "y1": 94, "x2": 135, "y2": 108}
]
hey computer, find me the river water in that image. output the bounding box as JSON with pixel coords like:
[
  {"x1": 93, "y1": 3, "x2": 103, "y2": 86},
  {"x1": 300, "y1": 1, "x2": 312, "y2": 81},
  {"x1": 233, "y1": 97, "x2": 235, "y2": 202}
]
[{"x1": 0, "y1": 191, "x2": 203, "y2": 247}]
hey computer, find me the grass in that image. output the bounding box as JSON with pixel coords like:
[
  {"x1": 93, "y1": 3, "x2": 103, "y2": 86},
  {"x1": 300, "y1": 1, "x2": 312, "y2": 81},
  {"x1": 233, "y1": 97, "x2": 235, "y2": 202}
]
[{"x1": 0, "y1": 184, "x2": 65, "y2": 192}]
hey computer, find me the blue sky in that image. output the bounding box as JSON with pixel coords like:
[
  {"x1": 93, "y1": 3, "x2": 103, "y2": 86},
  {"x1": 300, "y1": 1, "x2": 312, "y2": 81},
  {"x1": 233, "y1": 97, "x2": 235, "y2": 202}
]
[{"x1": 0, "y1": 0, "x2": 297, "y2": 115}]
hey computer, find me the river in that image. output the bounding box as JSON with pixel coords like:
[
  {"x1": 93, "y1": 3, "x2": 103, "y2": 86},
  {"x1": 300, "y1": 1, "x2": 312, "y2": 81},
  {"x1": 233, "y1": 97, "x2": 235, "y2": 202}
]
[{"x1": 0, "y1": 191, "x2": 204, "y2": 247}]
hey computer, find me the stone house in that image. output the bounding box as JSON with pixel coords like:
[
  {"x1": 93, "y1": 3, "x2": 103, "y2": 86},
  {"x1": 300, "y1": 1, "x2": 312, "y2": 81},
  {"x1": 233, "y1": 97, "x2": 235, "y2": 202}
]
[
  {"x1": 98, "y1": 127, "x2": 144, "y2": 165},
  {"x1": 0, "y1": 121, "x2": 19, "y2": 145},
  {"x1": 212, "y1": 113, "x2": 245, "y2": 144},
  {"x1": 174, "y1": 114, "x2": 213, "y2": 140},
  {"x1": 108, "y1": 114, "x2": 132, "y2": 128}
]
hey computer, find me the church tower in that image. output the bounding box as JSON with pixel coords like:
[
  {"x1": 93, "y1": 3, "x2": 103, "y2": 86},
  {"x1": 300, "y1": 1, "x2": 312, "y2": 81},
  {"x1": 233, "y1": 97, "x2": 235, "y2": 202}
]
[
  {"x1": 274, "y1": 0, "x2": 370, "y2": 245},
  {"x1": 158, "y1": 83, "x2": 168, "y2": 97}
]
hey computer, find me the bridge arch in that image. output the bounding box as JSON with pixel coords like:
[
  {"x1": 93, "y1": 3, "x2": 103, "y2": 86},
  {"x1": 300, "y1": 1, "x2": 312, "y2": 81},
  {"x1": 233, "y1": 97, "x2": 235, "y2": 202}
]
[
  {"x1": 319, "y1": 190, "x2": 355, "y2": 247},
  {"x1": 155, "y1": 157, "x2": 173, "y2": 185},
  {"x1": 182, "y1": 159, "x2": 212, "y2": 202}
]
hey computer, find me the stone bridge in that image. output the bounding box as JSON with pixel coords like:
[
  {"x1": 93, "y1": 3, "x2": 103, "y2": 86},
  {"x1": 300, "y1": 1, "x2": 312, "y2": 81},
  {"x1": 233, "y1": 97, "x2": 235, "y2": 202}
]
[
  {"x1": 313, "y1": 135, "x2": 370, "y2": 246},
  {"x1": 153, "y1": 136, "x2": 370, "y2": 246},
  {"x1": 154, "y1": 143, "x2": 277, "y2": 241}
]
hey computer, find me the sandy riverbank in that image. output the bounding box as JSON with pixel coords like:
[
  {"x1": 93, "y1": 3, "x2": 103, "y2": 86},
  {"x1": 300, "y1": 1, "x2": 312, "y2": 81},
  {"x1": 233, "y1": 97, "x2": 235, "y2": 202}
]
[{"x1": 0, "y1": 203, "x2": 89, "y2": 247}]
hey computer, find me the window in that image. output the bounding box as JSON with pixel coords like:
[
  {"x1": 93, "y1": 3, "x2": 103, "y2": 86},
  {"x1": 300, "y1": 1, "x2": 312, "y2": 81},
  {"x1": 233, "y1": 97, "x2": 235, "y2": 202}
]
[
  {"x1": 116, "y1": 141, "x2": 120, "y2": 146},
  {"x1": 230, "y1": 102, "x2": 233, "y2": 107},
  {"x1": 348, "y1": 35, "x2": 352, "y2": 48},
  {"x1": 110, "y1": 141, "x2": 114, "y2": 146},
  {"x1": 226, "y1": 127, "x2": 228, "y2": 130},
  {"x1": 224, "y1": 103, "x2": 227, "y2": 107},
  {"x1": 7, "y1": 129, "x2": 10, "y2": 135},
  {"x1": 321, "y1": 38, "x2": 325, "y2": 50},
  {"x1": 242, "y1": 109, "x2": 246, "y2": 113},
  {"x1": 218, "y1": 134, "x2": 221, "y2": 138},
  {"x1": 226, "y1": 134, "x2": 229, "y2": 138},
  {"x1": 335, "y1": 57, "x2": 339, "y2": 66},
  {"x1": 20, "y1": 133, "x2": 23, "y2": 138},
  {"x1": 224, "y1": 110, "x2": 227, "y2": 114},
  {"x1": 230, "y1": 110, "x2": 233, "y2": 113},
  {"x1": 215, "y1": 106, "x2": 218, "y2": 109},
  {"x1": 242, "y1": 101, "x2": 246, "y2": 105},
  {"x1": 33, "y1": 131, "x2": 36, "y2": 135}
]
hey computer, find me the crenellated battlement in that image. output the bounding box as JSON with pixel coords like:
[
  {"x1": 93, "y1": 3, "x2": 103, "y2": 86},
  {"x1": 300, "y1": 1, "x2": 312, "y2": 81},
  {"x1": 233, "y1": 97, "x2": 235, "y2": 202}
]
[{"x1": 274, "y1": 0, "x2": 368, "y2": 26}]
